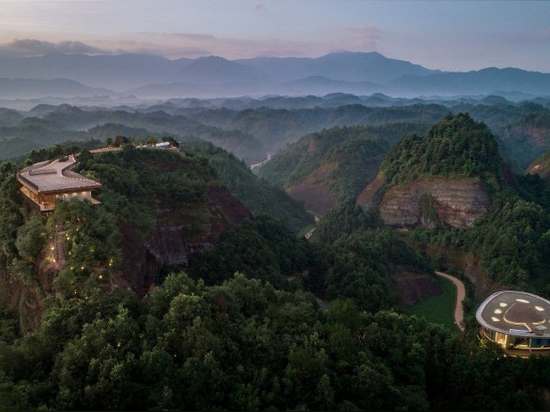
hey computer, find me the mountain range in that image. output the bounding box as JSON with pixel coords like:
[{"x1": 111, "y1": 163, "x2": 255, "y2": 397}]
[{"x1": 1, "y1": 51, "x2": 550, "y2": 104}]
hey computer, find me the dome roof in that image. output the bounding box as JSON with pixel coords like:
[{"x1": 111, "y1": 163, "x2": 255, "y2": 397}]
[{"x1": 476, "y1": 291, "x2": 550, "y2": 338}]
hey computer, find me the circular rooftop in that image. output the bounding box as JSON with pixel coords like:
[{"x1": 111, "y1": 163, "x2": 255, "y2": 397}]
[{"x1": 476, "y1": 291, "x2": 550, "y2": 338}]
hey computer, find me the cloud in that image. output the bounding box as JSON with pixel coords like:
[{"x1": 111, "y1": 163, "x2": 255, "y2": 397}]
[
  {"x1": 0, "y1": 24, "x2": 381, "y2": 62},
  {"x1": 112, "y1": 38, "x2": 211, "y2": 59},
  {"x1": 0, "y1": 39, "x2": 109, "y2": 56},
  {"x1": 120, "y1": 31, "x2": 356, "y2": 59}
]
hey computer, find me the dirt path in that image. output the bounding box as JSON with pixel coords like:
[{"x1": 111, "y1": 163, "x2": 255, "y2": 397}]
[{"x1": 435, "y1": 271, "x2": 466, "y2": 332}]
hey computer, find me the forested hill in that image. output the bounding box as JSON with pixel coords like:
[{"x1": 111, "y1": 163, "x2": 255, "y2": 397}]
[
  {"x1": 2, "y1": 100, "x2": 550, "y2": 178},
  {"x1": 0, "y1": 146, "x2": 255, "y2": 318},
  {"x1": 0, "y1": 142, "x2": 312, "y2": 321},
  {"x1": 355, "y1": 114, "x2": 550, "y2": 300},
  {"x1": 258, "y1": 123, "x2": 430, "y2": 214},
  {"x1": 355, "y1": 113, "x2": 515, "y2": 230},
  {"x1": 4, "y1": 133, "x2": 550, "y2": 409},
  {"x1": 380, "y1": 112, "x2": 505, "y2": 185},
  {"x1": 183, "y1": 141, "x2": 313, "y2": 231}
]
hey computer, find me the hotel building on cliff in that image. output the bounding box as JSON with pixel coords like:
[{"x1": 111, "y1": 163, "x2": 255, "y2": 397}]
[{"x1": 17, "y1": 154, "x2": 102, "y2": 214}]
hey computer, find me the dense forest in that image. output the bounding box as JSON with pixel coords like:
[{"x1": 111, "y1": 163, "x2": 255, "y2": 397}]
[
  {"x1": 2, "y1": 98, "x2": 550, "y2": 172},
  {"x1": 258, "y1": 123, "x2": 429, "y2": 204},
  {"x1": 3, "y1": 106, "x2": 550, "y2": 410},
  {"x1": 380, "y1": 113, "x2": 503, "y2": 184}
]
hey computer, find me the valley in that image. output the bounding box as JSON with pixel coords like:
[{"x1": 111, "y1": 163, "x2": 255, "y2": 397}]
[
  {"x1": 1, "y1": 96, "x2": 550, "y2": 410},
  {"x1": 2, "y1": 1, "x2": 550, "y2": 409}
]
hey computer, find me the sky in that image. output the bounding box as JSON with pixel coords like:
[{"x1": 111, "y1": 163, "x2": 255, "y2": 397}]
[{"x1": 0, "y1": 0, "x2": 548, "y2": 72}]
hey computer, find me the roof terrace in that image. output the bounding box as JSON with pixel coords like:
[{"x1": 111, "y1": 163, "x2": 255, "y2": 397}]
[
  {"x1": 17, "y1": 155, "x2": 101, "y2": 195},
  {"x1": 17, "y1": 154, "x2": 102, "y2": 213},
  {"x1": 477, "y1": 291, "x2": 550, "y2": 338}
]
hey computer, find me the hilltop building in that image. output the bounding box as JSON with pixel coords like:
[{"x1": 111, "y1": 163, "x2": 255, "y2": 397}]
[
  {"x1": 476, "y1": 290, "x2": 550, "y2": 353},
  {"x1": 17, "y1": 154, "x2": 102, "y2": 214}
]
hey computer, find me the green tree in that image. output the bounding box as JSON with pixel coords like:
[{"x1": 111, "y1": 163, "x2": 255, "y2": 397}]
[{"x1": 15, "y1": 215, "x2": 47, "y2": 262}]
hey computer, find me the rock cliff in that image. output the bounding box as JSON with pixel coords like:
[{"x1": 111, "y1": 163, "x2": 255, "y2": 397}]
[
  {"x1": 357, "y1": 174, "x2": 491, "y2": 229},
  {"x1": 119, "y1": 185, "x2": 252, "y2": 294}
]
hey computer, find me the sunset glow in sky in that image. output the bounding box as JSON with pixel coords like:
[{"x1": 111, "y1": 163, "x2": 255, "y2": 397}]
[{"x1": 0, "y1": 0, "x2": 548, "y2": 72}]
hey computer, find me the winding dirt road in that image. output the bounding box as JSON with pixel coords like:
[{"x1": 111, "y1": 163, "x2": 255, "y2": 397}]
[{"x1": 435, "y1": 271, "x2": 466, "y2": 332}]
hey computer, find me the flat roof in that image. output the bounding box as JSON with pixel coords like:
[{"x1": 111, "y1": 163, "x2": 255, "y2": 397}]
[
  {"x1": 476, "y1": 291, "x2": 550, "y2": 338},
  {"x1": 17, "y1": 154, "x2": 101, "y2": 194}
]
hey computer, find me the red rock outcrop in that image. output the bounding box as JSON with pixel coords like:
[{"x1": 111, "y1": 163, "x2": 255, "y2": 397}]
[
  {"x1": 357, "y1": 175, "x2": 491, "y2": 229},
  {"x1": 118, "y1": 185, "x2": 252, "y2": 294}
]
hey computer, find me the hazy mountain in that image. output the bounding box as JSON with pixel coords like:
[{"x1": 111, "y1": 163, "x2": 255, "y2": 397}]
[
  {"x1": 0, "y1": 77, "x2": 116, "y2": 99},
  {"x1": 280, "y1": 75, "x2": 381, "y2": 96},
  {"x1": 391, "y1": 67, "x2": 550, "y2": 96},
  {"x1": 129, "y1": 82, "x2": 216, "y2": 98},
  {"x1": 236, "y1": 51, "x2": 437, "y2": 83},
  {"x1": 177, "y1": 56, "x2": 265, "y2": 84},
  {"x1": 0, "y1": 53, "x2": 188, "y2": 90},
  {"x1": 0, "y1": 51, "x2": 549, "y2": 104},
  {"x1": 0, "y1": 107, "x2": 23, "y2": 126}
]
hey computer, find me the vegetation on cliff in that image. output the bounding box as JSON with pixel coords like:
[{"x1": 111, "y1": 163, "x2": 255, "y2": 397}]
[
  {"x1": 526, "y1": 149, "x2": 550, "y2": 186},
  {"x1": 5, "y1": 109, "x2": 550, "y2": 411},
  {"x1": 259, "y1": 123, "x2": 430, "y2": 212},
  {"x1": 366, "y1": 113, "x2": 550, "y2": 296},
  {"x1": 381, "y1": 113, "x2": 503, "y2": 185},
  {"x1": 78, "y1": 148, "x2": 217, "y2": 240},
  {"x1": 186, "y1": 142, "x2": 313, "y2": 231},
  {"x1": 410, "y1": 188, "x2": 550, "y2": 296}
]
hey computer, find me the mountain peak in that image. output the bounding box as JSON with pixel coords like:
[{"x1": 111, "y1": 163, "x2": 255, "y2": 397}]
[
  {"x1": 179, "y1": 55, "x2": 263, "y2": 84},
  {"x1": 195, "y1": 55, "x2": 231, "y2": 63},
  {"x1": 320, "y1": 51, "x2": 384, "y2": 58},
  {"x1": 381, "y1": 113, "x2": 503, "y2": 184},
  {"x1": 357, "y1": 114, "x2": 504, "y2": 229}
]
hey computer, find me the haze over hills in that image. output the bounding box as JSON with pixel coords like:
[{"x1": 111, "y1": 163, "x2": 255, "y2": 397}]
[{"x1": 1, "y1": 51, "x2": 550, "y2": 105}]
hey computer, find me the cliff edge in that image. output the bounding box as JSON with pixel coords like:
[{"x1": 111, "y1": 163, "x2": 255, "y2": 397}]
[{"x1": 357, "y1": 113, "x2": 505, "y2": 229}]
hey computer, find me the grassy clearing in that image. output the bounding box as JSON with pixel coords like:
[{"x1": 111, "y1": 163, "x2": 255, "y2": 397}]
[{"x1": 407, "y1": 276, "x2": 458, "y2": 332}]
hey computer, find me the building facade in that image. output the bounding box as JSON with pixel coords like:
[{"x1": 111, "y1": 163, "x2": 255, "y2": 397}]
[
  {"x1": 17, "y1": 154, "x2": 101, "y2": 214},
  {"x1": 476, "y1": 290, "x2": 550, "y2": 352}
]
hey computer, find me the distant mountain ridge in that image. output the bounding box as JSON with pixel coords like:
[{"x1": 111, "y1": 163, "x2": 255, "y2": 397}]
[
  {"x1": 0, "y1": 77, "x2": 116, "y2": 99},
  {"x1": 0, "y1": 51, "x2": 550, "y2": 101},
  {"x1": 235, "y1": 51, "x2": 437, "y2": 83}
]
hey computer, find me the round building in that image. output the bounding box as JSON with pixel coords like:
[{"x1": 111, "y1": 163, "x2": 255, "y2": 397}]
[{"x1": 476, "y1": 290, "x2": 550, "y2": 351}]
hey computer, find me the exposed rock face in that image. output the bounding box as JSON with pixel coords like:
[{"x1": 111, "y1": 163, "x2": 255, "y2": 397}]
[
  {"x1": 118, "y1": 184, "x2": 252, "y2": 294},
  {"x1": 206, "y1": 185, "x2": 254, "y2": 237},
  {"x1": 147, "y1": 227, "x2": 214, "y2": 267},
  {"x1": 393, "y1": 271, "x2": 443, "y2": 306},
  {"x1": 358, "y1": 175, "x2": 491, "y2": 229},
  {"x1": 286, "y1": 163, "x2": 338, "y2": 215}
]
